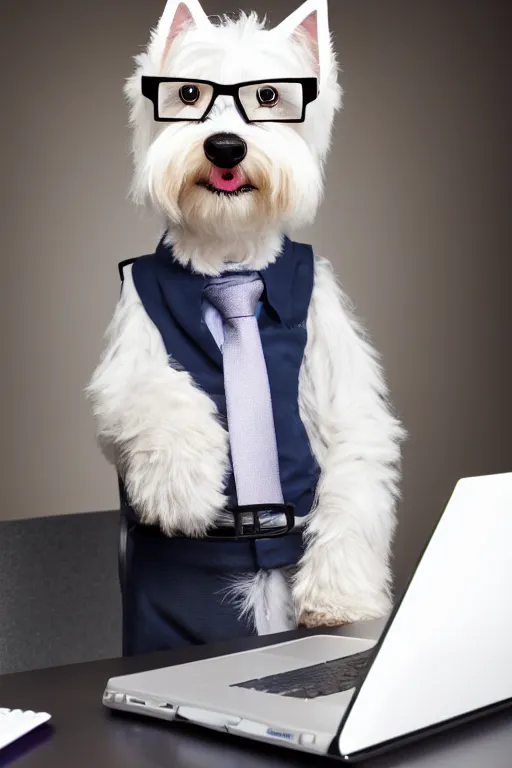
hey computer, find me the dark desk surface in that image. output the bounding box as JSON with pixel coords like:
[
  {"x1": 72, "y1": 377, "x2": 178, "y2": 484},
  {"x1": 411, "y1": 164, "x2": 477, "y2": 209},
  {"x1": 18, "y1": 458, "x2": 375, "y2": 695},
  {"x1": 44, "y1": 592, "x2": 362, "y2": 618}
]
[{"x1": 1, "y1": 620, "x2": 511, "y2": 768}]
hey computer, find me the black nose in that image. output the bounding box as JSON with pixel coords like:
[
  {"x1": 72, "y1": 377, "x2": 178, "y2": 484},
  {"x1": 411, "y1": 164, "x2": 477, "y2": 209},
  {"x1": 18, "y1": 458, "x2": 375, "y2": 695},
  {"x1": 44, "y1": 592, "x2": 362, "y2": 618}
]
[{"x1": 204, "y1": 133, "x2": 247, "y2": 169}]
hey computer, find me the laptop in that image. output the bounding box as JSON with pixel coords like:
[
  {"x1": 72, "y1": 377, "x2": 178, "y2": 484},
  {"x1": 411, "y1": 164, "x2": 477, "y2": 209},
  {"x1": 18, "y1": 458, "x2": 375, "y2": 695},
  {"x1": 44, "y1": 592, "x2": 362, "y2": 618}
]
[{"x1": 103, "y1": 472, "x2": 512, "y2": 761}]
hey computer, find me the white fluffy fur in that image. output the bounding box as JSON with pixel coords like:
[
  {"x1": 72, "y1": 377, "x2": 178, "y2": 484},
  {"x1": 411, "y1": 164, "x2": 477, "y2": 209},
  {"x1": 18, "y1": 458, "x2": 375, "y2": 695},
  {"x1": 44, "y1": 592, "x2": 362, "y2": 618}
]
[
  {"x1": 87, "y1": 0, "x2": 405, "y2": 633},
  {"x1": 221, "y1": 568, "x2": 296, "y2": 635},
  {"x1": 295, "y1": 257, "x2": 405, "y2": 625},
  {"x1": 86, "y1": 264, "x2": 230, "y2": 537}
]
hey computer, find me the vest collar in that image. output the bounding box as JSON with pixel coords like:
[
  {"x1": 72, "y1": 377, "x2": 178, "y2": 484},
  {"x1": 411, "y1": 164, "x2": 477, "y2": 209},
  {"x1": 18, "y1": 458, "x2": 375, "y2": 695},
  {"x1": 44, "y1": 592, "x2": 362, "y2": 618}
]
[{"x1": 154, "y1": 235, "x2": 314, "y2": 330}]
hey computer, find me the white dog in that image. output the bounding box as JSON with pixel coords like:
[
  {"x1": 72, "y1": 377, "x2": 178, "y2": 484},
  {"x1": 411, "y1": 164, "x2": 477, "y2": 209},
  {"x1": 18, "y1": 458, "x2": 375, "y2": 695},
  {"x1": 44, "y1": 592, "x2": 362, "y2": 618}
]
[{"x1": 87, "y1": 0, "x2": 404, "y2": 653}]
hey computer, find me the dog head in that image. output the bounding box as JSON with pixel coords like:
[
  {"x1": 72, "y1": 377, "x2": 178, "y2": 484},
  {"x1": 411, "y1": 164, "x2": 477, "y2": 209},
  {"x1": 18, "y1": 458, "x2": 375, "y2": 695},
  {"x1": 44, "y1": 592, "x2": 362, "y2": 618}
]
[{"x1": 125, "y1": 0, "x2": 342, "y2": 273}]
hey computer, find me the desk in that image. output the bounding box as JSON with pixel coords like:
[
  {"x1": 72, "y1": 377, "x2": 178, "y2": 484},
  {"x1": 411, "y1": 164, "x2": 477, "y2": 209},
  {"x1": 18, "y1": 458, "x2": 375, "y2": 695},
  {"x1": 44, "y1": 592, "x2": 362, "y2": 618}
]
[{"x1": 1, "y1": 620, "x2": 511, "y2": 768}]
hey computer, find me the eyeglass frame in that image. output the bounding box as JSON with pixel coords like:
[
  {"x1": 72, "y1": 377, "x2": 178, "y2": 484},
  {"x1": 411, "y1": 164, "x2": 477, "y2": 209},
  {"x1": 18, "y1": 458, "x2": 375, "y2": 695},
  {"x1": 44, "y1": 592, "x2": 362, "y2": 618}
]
[{"x1": 141, "y1": 76, "x2": 319, "y2": 124}]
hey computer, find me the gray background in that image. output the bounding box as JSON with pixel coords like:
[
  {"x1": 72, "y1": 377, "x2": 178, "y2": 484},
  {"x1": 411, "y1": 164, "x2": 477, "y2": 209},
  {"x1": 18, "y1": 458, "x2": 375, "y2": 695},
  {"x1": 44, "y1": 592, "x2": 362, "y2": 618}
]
[{"x1": 0, "y1": 0, "x2": 510, "y2": 595}]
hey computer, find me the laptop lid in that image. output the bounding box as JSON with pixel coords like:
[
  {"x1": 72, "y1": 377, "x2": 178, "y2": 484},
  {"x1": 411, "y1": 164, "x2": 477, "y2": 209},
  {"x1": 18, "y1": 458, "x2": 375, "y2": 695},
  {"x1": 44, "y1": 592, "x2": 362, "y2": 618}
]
[{"x1": 333, "y1": 472, "x2": 512, "y2": 761}]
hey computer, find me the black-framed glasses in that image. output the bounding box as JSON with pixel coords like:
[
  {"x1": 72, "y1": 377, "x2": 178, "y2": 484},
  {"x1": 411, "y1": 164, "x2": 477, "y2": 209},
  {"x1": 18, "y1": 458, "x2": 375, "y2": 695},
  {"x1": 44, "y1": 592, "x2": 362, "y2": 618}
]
[{"x1": 141, "y1": 76, "x2": 318, "y2": 124}]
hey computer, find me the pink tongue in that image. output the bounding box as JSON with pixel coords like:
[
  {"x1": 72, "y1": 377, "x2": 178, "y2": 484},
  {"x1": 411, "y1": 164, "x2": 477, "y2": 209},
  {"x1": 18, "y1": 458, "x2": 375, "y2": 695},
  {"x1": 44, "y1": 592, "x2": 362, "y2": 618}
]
[{"x1": 209, "y1": 165, "x2": 246, "y2": 192}]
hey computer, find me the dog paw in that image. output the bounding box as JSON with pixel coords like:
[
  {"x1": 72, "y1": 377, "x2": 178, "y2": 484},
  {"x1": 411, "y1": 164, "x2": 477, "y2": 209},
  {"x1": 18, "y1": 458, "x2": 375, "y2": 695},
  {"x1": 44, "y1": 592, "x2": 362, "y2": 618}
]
[
  {"x1": 122, "y1": 445, "x2": 228, "y2": 538},
  {"x1": 298, "y1": 610, "x2": 348, "y2": 629},
  {"x1": 297, "y1": 596, "x2": 392, "y2": 629}
]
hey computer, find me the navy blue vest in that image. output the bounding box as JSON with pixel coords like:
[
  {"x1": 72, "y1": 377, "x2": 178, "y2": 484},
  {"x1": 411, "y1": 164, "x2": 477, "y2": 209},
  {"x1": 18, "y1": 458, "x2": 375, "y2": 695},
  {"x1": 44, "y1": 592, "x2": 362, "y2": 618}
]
[{"x1": 122, "y1": 235, "x2": 320, "y2": 570}]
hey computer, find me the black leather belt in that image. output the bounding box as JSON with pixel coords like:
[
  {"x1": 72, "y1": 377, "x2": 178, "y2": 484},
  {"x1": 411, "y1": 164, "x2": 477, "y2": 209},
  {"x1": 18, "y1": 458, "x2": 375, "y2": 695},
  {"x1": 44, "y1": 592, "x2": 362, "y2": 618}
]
[{"x1": 121, "y1": 496, "x2": 301, "y2": 542}]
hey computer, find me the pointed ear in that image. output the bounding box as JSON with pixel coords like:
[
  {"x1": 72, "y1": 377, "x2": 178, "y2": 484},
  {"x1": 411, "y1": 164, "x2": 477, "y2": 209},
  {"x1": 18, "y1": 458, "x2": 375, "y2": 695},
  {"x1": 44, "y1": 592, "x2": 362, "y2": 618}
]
[
  {"x1": 271, "y1": 0, "x2": 331, "y2": 85},
  {"x1": 157, "y1": 0, "x2": 210, "y2": 67}
]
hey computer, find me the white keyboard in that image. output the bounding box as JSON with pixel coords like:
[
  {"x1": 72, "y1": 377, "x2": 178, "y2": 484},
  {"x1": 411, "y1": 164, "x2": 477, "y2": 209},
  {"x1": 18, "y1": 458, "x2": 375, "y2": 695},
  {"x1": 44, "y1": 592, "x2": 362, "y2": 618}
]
[{"x1": 0, "y1": 708, "x2": 51, "y2": 751}]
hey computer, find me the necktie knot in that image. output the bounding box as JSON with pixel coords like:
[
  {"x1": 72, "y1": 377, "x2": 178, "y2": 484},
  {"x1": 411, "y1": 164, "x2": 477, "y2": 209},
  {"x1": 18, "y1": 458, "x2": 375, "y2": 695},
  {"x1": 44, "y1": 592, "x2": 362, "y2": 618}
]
[{"x1": 204, "y1": 273, "x2": 263, "y2": 321}]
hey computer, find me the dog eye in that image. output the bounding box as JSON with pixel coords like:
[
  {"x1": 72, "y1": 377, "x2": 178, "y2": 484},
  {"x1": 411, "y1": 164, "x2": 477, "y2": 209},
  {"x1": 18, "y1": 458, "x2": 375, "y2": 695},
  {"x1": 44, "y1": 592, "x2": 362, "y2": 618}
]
[
  {"x1": 179, "y1": 84, "x2": 201, "y2": 105},
  {"x1": 257, "y1": 86, "x2": 279, "y2": 107}
]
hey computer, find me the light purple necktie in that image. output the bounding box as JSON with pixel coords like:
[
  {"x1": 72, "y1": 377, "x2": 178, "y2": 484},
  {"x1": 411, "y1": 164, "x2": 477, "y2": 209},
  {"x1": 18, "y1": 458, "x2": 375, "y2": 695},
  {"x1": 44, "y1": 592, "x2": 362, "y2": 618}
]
[{"x1": 204, "y1": 273, "x2": 284, "y2": 507}]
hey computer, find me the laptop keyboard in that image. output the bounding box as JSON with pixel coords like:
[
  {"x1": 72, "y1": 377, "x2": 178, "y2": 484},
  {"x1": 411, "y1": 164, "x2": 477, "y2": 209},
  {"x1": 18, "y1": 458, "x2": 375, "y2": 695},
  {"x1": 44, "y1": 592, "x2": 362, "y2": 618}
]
[{"x1": 231, "y1": 648, "x2": 374, "y2": 699}]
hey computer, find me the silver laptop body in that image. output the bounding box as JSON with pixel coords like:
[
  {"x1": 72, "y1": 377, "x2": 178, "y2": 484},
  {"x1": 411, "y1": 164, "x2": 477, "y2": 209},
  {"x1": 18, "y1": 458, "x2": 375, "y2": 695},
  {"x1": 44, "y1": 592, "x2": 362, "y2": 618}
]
[{"x1": 103, "y1": 472, "x2": 512, "y2": 761}]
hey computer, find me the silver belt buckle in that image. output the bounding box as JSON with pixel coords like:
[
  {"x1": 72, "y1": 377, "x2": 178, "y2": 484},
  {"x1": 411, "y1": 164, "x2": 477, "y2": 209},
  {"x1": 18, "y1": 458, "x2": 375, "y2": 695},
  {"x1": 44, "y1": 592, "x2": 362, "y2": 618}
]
[{"x1": 205, "y1": 503, "x2": 296, "y2": 541}]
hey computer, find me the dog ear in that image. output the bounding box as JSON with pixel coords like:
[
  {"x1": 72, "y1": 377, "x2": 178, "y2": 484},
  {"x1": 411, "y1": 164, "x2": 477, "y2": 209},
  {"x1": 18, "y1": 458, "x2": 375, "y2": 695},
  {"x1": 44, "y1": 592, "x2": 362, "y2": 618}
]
[
  {"x1": 270, "y1": 0, "x2": 331, "y2": 85},
  {"x1": 158, "y1": 0, "x2": 210, "y2": 67}
]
